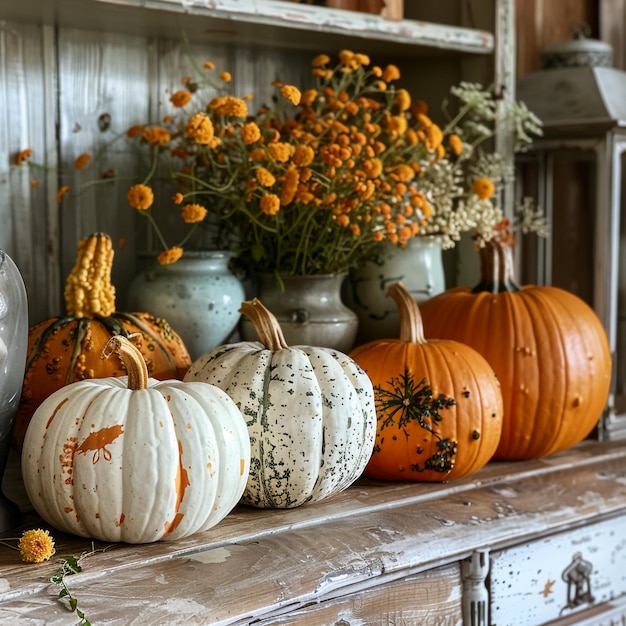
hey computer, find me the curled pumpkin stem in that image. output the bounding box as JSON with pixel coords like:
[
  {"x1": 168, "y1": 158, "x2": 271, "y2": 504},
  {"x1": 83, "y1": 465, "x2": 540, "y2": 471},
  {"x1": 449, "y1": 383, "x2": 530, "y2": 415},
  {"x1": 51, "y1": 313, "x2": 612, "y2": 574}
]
[
  {"x1": 387, "y1": 281, "x2": 426, "y2": 344},
  {"x1": 101, "y1": 335, "x2": 149, "y2": 390},
  {"x1": 239, "y1": 298, "x2": 289, "y2": 351}
]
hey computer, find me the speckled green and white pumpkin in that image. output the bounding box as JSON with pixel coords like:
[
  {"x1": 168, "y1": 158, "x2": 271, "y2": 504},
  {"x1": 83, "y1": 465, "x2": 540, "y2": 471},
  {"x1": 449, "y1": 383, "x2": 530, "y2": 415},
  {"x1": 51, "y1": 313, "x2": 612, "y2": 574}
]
[
  {"x1": 184, "y1": 298, "x2": 377, "y2": 509},
  {"x1": 21, "y1": 336, "x2": 250, "y2": 544}
]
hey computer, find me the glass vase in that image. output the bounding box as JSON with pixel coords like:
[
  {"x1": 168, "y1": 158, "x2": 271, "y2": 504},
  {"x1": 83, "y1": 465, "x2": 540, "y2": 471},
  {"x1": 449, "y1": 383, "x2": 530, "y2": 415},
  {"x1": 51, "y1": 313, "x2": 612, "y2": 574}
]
[{"x1": 0, "y1": 250, "x2": 28, "y2": 531}]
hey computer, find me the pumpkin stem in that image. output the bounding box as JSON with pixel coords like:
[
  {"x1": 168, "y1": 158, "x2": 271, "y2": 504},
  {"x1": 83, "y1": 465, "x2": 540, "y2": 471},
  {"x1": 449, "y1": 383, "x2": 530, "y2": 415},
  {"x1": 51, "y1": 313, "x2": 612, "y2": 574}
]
[
  {"x1": 101, "y1": 335, "x2": 149, "y2": 390},
  {"x1": 472, "y1": 235, "x2": 521, "y2": 294},
  {"x1": 65, "y1": 233, "x2": 116, "y2": 318},
  {"x1": 388, "y1": 282, "x2": 426, "y2": 344},
  {"x1": 239, "y1": 298, "x2": 289, "y2": 350}
]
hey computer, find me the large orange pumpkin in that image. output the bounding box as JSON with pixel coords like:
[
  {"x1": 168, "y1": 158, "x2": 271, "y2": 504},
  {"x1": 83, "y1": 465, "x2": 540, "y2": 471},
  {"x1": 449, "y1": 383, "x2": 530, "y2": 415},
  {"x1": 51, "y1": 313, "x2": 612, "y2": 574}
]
[
  {"x1": 13, "y1": 233, "x2": 192, "y2": 450},
  {"x1": 420, "y1": 232, "x2": 612, "y2": 460},
  {"x1": 349, "y1": 282, "x2": 503, "y2": 482}
]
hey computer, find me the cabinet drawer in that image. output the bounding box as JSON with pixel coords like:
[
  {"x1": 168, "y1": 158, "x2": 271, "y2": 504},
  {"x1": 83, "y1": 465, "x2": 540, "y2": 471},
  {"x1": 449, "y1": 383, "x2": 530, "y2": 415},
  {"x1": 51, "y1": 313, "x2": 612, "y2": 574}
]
[{"x1": 490, "y1": 514, "x2": 626, "y2": 625}]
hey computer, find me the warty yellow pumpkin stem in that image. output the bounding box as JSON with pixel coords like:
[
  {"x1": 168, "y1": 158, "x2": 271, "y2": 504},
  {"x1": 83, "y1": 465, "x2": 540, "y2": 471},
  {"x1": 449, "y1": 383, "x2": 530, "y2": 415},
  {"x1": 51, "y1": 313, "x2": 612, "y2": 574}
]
[
  {"x1": 387, "y1": 282, "x2": 426, "y2": 344},
  {"x1": 64, "y1": 233, "x2": 116, "y2": 318},
  {"x1": 101, "y1": 335, "x2": 149, "y2": 390},
  {"x1": 239, "y1": 298, "x2": 289, "y2": 350}
]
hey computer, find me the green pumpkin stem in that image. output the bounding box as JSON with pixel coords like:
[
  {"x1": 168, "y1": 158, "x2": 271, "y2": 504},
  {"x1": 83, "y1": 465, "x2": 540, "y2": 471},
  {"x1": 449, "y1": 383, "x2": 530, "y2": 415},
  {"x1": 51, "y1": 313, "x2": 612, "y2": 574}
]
[
  {"x1": 239, "y1": 298, "x2": 289, "y2": 350},
  {"x1": 387, "y1": 282, "x2": 426, "y2": 344},
  {"x1": 101, "y1": 335, "x2": 149, "y2": 390},
  {"x1": 472, "y1": 236, "x2": 521, "y2": 294}
]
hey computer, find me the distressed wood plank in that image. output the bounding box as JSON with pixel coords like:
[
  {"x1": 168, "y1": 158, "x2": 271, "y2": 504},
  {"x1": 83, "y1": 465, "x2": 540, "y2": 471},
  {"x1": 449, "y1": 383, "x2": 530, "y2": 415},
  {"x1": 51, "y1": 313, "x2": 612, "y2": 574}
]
[
  {"x1": 0, "y1": 0, "x2": 494, "y2": 56},
  {"x1": 1, "y1": 440, "x2": 626, "y2": 623}
]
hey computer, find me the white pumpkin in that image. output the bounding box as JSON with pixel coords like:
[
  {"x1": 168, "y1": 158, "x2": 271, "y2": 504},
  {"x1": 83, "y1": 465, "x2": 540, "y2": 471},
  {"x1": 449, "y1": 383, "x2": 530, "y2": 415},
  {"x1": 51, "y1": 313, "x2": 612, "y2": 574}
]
[
  {"x1": 21, "y1": 335, "x2": 250, "y2": 544},
  {"x1": 184, "y1": 298, "x2": 376, "y2": 509}
]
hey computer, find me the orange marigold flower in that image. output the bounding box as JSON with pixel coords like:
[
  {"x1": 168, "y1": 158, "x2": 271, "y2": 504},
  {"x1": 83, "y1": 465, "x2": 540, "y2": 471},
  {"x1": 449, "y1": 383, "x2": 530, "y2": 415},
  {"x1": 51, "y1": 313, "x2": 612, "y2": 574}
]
[
  {"x1": 250, "y1": 148, "x2": 267, "y2": 162},
  {"x1": 256, "y1": 167, "x2": 276, "y2": 187},
  {"x1": 170, "y1": 90, "x2": 191, "y2": 107},
  {"x1": 181, "y1": 203, "x2": 208, "y2": 224},
  {"x1": 203, "y1": 61, "x2": 215, "y2": 70},
  {"x1": 449, "y1": 133, "x2": 464, "y2": 155},
  {"x1": 220, "y1": 71, "x2": 232, "y2": 82},
  {"x1": 394, "y1": 88, "x2": 411, "y2": 112},
  {"x1": 417, "y1": 113, "x2": 432, "y2": 129},
  {"x1": 186, "y1": 112, "x2": 214, "y2": 144},
  {"x1": 398, "y1": 225, "x2": 412, "y2": 240},
  {"x1": 312, "y1": 54, "x2": 331, "y2": 67},
  {"x1": 387, "y1": 233, "x2": 399, "y2": 245},
  {"x1": 280, "y1": 85, "x2": 301, "y2": 106},
  {"x1": 127, "y1": 184, "x2": 154, "y2": 210},
  {"x1": 382, "y1": 64, "x2": 401, "y2": 82},
  {"x1": 436, "y1": 144, "x2": 446, "y2": 159},
  {"x1": 363, "y1": 158, "x2": 383, "y2": 179},
  {"x1": 373, "y1": 231, "x2": 385, "y2": 242},
  {"x1": 426, "y1": 124, "x2": 444, "y2": 151},
  {"x1": 412, "y1": 100, "x2": 429, "y2": 117},
  {"x1": 280, "y1": 168, "x2": 299, "y2": 206},
  {"x1": 56, "y1": 186, "x2": 70, "y2": 204},
  {"x1": 336, "y1": 214, "x2": 350, "y2": 228},
  {"x1": 386, "y1": 115, "x2": 408, "y2": 138},
  {"x1": 210, "y1": 95, "x2": 247, "y2": 117},
  {"x1": 267, "y1": 142, "x2": 295, "y2": 163},
  {"x1": 293, "y1": 145, "x2": 315, "y2": 168},
  {"x1": 158, "y1": 246, "x2": 183, "y2": 265},
  {"x1": 31, "y1": 180, "x2": 38, "y2": 188},
  {"x1": 19, "y1": 529, "x2": 55, "y2": 563},
  {"x1": 339, "y1": 49, "x2": 355, "y2": 65},
  {"x1": 260, "y1": 193, "x2": 280, "y2": 216},
  {"x1": 300, "y1": 89, "x2": 318, "y2": 106},
  {"x1": 355, "y1": 53, "x2": 370, "y2": 66},
  {"x1": 127, "y1": 125, "x2": 145, "y2": 138},
  {"x1": 472, "y1": 177, "x2": 496, "y2": 200},
  {"x1": 241, "y1": 122, "x2": 261, "y2": 145},
  {"x1": 143, "y1": 126, "x2": 171, "y2": 145},
  {"x1": 172, "y1": 192, "x2": 184, "y2": 204},
  {"x1": 350, "y1": 224, "x2": 361, "y2": 237},
  {"x1": 16, "y1": 148, "x2": 32, "y2": 165},
  {"x1": 372, "y1": 66, "x2": 382, "y2": 77},
  {"x1": 74, "y1": 153, "x2": 91, "y2": 170}
]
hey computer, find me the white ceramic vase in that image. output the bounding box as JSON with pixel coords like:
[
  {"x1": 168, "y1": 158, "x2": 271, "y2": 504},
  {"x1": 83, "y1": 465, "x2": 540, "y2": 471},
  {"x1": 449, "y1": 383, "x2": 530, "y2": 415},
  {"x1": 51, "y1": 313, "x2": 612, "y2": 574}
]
[
  {"x1": 127, "y1": 251, "x2": 246, "y2": 361},
  {"x1": 345, "y1": 237, "x2": 445, "y2": 344}
]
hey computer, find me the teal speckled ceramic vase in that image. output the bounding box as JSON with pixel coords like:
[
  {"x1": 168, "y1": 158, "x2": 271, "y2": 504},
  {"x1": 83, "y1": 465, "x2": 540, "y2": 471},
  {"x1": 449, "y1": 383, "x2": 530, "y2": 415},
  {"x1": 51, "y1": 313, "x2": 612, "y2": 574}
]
[{"x1": 127, "y1": 251, "x2": 245, "y2": 361}]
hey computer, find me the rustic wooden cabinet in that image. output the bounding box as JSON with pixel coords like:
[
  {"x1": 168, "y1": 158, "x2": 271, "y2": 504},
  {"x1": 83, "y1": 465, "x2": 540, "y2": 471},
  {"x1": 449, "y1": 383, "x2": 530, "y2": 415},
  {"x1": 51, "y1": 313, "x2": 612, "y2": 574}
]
[
  {"x1": 3, "y1": 2, "x2": 626, "y2": 625},
  {"x1": 3, "y1": 440, "x2": 626, "y2": 624},
  {"x1": 0, "y1": 0, "x2": 512, "y2": 324}
]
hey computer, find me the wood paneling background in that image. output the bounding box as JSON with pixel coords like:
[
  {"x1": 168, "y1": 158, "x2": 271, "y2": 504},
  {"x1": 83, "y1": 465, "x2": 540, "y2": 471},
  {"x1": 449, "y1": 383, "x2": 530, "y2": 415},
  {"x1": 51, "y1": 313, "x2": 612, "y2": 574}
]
[{"x1": 515, "y1": 0, "x2": 599, "y2": 79}]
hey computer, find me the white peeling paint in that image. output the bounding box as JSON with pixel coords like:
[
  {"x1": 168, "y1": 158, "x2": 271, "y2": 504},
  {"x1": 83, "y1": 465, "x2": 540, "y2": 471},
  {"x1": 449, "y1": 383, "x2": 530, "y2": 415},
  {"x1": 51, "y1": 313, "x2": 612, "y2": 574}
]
[{"x1": 187, "y1": 546, "x2": 232, "y2": 564}]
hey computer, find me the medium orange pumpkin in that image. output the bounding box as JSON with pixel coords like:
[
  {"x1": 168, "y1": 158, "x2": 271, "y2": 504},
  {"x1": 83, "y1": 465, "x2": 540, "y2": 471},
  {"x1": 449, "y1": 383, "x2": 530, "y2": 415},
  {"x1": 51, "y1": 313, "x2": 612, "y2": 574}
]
[
  {"x1": 349, "y1": 282, "x2": 503, "y2": 482},
  {"x1": 420, "y1": 232, "x2": 612, "y2": 460},
  {"x1": 13, "y1": 233, "x2": 192, "y2": 450}
]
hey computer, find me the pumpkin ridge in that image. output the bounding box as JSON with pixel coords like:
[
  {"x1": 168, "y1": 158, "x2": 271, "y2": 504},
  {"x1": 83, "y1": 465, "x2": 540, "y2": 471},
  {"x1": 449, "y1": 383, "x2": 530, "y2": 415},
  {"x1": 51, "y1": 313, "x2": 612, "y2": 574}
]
[
  {"x1": 418, "y1": 341, "x2": 458, "y2": 477},
  {"x1": 65, "y1": 318, "x2": 93, "y2": 385},
  {"x1": 111, "y1": 312, "x2": 183, "y2": 374}
]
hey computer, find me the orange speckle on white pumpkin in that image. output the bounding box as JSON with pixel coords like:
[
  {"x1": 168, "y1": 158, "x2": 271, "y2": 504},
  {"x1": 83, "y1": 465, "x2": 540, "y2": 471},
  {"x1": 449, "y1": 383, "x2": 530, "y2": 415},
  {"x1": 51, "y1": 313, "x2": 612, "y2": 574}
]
[
  {"x1": 115, "y1": 513, "x2": 125, "y2": 527},
  {"x1": 64, "y1": 507, "x2": 73, "y2": 513}
]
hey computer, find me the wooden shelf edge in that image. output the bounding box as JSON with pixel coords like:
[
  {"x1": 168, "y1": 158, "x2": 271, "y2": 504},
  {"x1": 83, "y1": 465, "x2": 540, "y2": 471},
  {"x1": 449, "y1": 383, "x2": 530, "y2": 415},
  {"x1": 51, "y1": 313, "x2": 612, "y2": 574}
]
[{"x1": 0, "y1": 0, "x2": 494, "y2": 55}]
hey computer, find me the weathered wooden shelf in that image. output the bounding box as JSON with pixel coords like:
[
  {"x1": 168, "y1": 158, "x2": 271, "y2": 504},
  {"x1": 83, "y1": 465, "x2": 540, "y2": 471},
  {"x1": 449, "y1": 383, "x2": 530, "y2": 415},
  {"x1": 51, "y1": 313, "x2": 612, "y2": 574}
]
[
  {"x1": 1, "y1": 439, "x2": 626, "y2": 624},
  {"x1": 0, "y1": 0, "x2": 494, "y2": 56}
]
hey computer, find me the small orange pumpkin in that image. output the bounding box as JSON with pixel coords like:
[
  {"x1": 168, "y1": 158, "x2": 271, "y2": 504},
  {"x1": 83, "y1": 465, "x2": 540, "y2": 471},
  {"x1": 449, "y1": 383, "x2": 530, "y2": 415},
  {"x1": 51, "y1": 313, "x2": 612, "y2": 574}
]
[
  {"x1": 420, "y1": 230, "x2": 612, "y2": 460},
  {"x1": 349, "y1": 282, "x2": 503, "y2": 482},
  {"x1": 13, "y1": 233, "x2": 192, "y2": 450}
]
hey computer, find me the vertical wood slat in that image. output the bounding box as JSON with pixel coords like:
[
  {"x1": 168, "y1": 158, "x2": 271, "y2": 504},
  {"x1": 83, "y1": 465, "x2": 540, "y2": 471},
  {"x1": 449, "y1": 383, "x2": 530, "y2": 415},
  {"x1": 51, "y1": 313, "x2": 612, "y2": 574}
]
[{"x1": 0, "y1": 21, "x2": 59, "y2": 324}]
